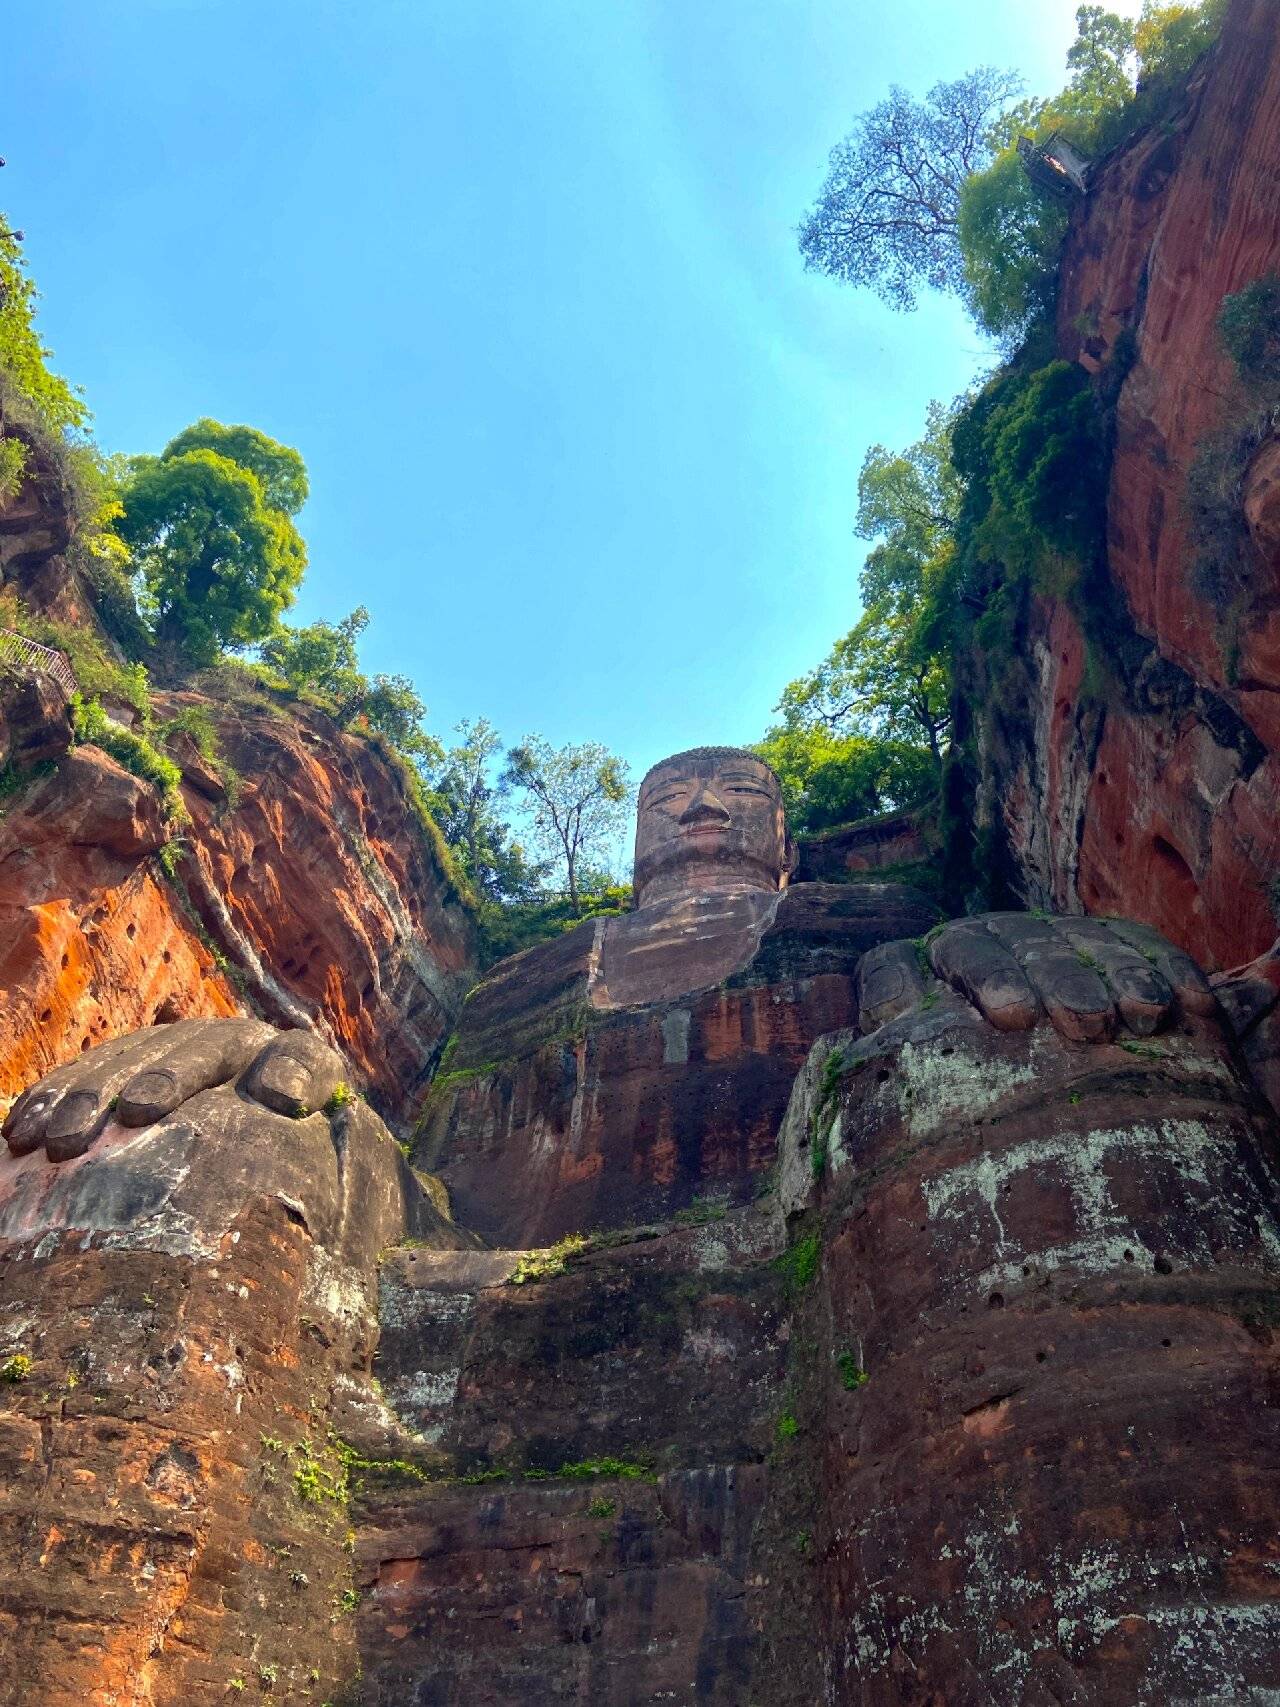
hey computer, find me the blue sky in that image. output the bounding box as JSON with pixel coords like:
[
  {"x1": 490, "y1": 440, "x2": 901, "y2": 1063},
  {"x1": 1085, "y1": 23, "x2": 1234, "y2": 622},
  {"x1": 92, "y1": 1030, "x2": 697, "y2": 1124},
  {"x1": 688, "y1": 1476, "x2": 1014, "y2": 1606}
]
[{"x1": 4, "y1": 0, "x2": 1134, "y2": 791}]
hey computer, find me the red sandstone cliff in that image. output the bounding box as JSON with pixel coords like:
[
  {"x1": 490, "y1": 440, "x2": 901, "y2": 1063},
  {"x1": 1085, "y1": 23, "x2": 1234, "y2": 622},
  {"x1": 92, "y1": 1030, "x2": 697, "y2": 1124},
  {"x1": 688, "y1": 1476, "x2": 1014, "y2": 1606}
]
[
  {"x1": 0, "y1": 677, "x2": 477, "y2": 1132},
  {"x1": 966, "y1": 0, "x2": 1280, "y2": 1020}
]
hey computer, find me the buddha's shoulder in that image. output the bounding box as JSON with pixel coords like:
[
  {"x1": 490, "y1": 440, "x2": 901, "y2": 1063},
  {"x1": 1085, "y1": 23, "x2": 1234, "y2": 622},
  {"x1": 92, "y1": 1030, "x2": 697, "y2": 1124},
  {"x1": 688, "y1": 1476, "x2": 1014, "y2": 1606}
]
[{"x1": 448, "y1": 918, "x2": 598, "y2": 1070}]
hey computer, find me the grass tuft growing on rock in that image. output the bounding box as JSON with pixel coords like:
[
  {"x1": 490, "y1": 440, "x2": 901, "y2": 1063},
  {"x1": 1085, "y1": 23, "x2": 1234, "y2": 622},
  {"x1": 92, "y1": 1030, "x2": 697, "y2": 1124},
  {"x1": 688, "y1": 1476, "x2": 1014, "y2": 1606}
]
[{"x1": 508, "y1": 1232, "x2": 589, "y2": 1286}]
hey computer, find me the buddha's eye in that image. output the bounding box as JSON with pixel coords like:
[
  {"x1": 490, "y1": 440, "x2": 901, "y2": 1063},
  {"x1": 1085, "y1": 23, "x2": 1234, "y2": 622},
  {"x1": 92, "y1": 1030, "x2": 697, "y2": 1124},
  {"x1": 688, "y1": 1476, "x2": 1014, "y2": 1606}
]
[
  {"x1": 647, "y1": 791, "x2": 684, "y2": 808},
  {"x1": 727, "y1": 785, "x2": 769, "y2": 798}
]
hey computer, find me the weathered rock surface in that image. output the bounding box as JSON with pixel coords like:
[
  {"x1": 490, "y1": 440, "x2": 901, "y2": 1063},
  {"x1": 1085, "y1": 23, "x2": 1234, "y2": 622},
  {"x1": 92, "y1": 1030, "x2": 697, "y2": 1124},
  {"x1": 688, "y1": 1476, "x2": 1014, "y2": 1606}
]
[
  {"x1": 795, "y1": 810, "x2": 929, "y2": 884},
  {"x1": 973, "y1": 0, "x2": 1280, "y2": 977},
  {"x1": 762, "y1": 912, "x2": 1280, "y2": 1702},
  {"x1": 0, "y1": 417, "x2": 82, "y2": 624},
  {"x1": 357, "y1": 1211, "x2": 784, "y2": 1704},
  {"x1": 0, "y1": 686, "x2": 478, "y2": 1131},
  {"x1": 419, "y1": 881, "x2": 939, "y2": 1246},
  {"x1": 0, "y1": 1018, "x2": 460, "y2": 1707}
]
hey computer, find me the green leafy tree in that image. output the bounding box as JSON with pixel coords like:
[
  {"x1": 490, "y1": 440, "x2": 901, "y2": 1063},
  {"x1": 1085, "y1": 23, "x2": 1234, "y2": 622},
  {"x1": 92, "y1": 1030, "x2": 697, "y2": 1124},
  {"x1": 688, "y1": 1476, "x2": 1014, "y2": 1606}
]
[
  {"x1": 776, "y1": 399, "x2": 962, "y2": 775},
  {"x1": 429, "y1": 718, "x2": 542, "y2": 902},
  {"x1": 259, "y1": 605, "x2": 440, "y2": 760},
  {"x1": 798, "y1": 67, "x2": 1022, "y2": 310},
  {"x1": 754, "y1": 723, "x2": 936, "y2": 833},
  {"x1": 261, "y1": 607, "x2": 369, "y2": 699},
  {"x1": 114, "y1": 423, "x2": 308, "y2": 670},
  {"x1": 960, "y1": 1, "x2": 1226, "y2": 341},
  {"x1": 0, "y1": 223, "x2": 86, "y2": 437},
  {"x1": 162, "y1": 418, "x2": 309, "y2": 514},
  {"x1": 341, "y1": 672, "x2": 442, "y2": 763},
  {"x1": 801, "y1": 3, "x2": 1225, "y2": 342},
  {"x1": 502, "y1": 736, "x2": 630, "y2": 916},
  {"x1": 951, "y1": 359, "x2": 1106, "y2": 590}
]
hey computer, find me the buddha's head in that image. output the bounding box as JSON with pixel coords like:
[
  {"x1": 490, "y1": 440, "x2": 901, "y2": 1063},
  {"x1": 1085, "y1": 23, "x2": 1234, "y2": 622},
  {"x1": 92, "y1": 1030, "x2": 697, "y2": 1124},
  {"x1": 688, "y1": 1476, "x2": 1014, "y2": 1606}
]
[{"x1": 632, "y1": 746, "x2": 794, "y2": 909}]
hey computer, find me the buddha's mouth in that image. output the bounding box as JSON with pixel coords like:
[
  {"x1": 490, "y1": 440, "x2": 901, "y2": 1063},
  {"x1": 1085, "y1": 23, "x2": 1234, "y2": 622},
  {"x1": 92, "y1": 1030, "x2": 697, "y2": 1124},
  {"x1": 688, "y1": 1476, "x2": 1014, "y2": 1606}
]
[{"x1": 683, "y1": 821, "x2": 731, "y2": 838}]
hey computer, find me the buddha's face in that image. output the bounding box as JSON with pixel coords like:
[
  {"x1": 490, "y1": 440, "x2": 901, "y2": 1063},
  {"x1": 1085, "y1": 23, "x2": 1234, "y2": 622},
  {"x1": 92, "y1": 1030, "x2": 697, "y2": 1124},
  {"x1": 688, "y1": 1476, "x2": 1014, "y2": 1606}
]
[{"x1": 632, "y1": 749, "x2": 792, "y2": 908}]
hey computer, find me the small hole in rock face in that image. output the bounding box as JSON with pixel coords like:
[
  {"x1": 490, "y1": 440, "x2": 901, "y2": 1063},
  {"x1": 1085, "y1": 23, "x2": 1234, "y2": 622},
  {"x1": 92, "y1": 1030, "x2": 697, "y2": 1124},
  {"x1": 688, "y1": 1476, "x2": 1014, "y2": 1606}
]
[
  {"x1": 1035, "y1": 1350, "x2": 1047, "y2": 1363},
  {"x1": 877, "y1": 1070, "x2": 890, "y2": 1084},
  {"x1": 1154, "y1": 1255, "x2": 1174, "y2": 1275},
  {"x1": 988, "y1": 1291, "x2": 1005, "y2": 1310},
  {"x1": 940, "y1": 1047, "x2": 954, "y2": 1058},
  {"x1": 126, "y1": 922, "x2": 137, "y2": 941},
  {"x1": 162, "y1": 949, "x2": 172, "y2": 964},
  {"x1": 1123, "y1": 1249, "x2": 1134, "y2": 1262},
  {"x1": 1022, "y1": 1263, "x2": 1032, "y2": 1276},
  {"x1": 80, "y1": 1037, "x2": 91, "y2": 1052},
  {"x1": 919, "y1": 1223, "x2": 928, "y2": 1234},
  {"x1": 1161, "y1": 1338, "x2": 1172, "y2": 1348},
  {"x1": 61, "y1": 952, "x2": 70, "y2": 970},
  {"x1": 39, "y1": 1009, "x2": 51, "y2": 1023}
]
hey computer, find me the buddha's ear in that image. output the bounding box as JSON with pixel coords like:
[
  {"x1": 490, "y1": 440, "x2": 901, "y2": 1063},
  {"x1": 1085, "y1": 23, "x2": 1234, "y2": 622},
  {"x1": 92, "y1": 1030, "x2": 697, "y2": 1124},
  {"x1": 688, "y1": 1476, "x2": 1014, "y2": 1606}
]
[{"x1": 781, "y1": 830, "x2": 799, "y2": 888}]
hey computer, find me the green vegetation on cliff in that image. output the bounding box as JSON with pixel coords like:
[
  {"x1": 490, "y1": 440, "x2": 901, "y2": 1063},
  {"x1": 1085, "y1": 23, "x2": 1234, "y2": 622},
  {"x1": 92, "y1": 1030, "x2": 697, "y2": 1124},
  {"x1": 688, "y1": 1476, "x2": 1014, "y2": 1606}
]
[
  {"x1": 777, "y1": 2, "x2": 1221, "y2": 877},
  {"x1": 0, "y1": 217, "x2": 627, "y2": 956},
  {"x1": 801, "y1": 2, "x2": 1227, "y2": 343}
]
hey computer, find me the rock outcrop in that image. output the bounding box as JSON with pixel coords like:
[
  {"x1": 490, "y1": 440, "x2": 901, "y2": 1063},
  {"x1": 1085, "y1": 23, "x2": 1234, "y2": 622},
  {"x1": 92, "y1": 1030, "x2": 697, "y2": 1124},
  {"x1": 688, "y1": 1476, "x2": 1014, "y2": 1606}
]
[
  {"x1": 10, "y1": 908, "x2": 1280, "y2": 1703},
  {"x1": 974, "y1": 0, "x2": 1280, "y2": 980},
  {"x1": 762, "y1": 911, "x2": 1280, "y2": 1702},
  {"x1": 0, "y1": 1019, "x2": 465, "y2": 1707},
  {"x1": 0, "y1": 683, "x2": 477, "y2": 1132}
]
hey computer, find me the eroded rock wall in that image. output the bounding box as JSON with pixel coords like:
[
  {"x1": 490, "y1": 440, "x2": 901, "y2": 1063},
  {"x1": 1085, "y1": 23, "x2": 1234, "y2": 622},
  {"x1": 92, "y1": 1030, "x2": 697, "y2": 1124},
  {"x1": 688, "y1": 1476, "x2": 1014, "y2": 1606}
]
[
  {"x1": 981, "y1": 0, "x2": 1280, "y2": 977},
  {"x1": 0, "y1": 684, "x2": 477, "y2": 1131},
  {"x1": 419, "y1": 883, "x2": 938, "y2": 1246},
  {"x1": 762, "y1": 972, "x2": 1280, "y2": 1702}
]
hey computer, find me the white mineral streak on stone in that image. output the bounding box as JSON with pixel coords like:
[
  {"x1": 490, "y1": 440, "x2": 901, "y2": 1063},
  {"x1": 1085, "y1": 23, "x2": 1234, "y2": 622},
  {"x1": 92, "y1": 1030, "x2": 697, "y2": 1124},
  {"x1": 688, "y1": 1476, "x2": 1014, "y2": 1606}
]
[
  {"x1": 921, "y1": 1118, "x2": 1280, "y2": 1292},
  {"x1": 844, "y1": 1503, "x2": 1279, "y2": 1702},
  {"x1": 694, "y1": 1236, "x2": 729, "y2": 1272},
  {"x1": 774, "y1": 1029, "x2": 859, "y2": 1220},
  {"x1": 897, "y1": 1038, "x2": 1036, "y2": 1140},
  {"x1": 305, "y1": 1246, "x2": 373, "y2": 1326},
  {"x1": 388, "y1": 1367, "x2": 462, "y2": 1442},
  {"x1": 684, "y1": 1326, "x2": 738, "y2": 1363},
  {"x1": 181, "y1": 855, "x2": 323, "y2": 1037},
  {"x1": 332, "y1": 804, "x2": 469, "y2": 1021},
  {"x1": 662, "y1": 1008, "x2": 691, "y2": 1066}
]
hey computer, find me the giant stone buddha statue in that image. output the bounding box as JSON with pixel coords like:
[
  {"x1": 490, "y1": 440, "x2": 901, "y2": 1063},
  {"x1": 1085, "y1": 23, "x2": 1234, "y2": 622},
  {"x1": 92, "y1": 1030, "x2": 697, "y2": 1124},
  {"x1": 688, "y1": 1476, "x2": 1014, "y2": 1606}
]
[{"x1": 418, "y1": 745, "x2": 939, "y2": 1246}]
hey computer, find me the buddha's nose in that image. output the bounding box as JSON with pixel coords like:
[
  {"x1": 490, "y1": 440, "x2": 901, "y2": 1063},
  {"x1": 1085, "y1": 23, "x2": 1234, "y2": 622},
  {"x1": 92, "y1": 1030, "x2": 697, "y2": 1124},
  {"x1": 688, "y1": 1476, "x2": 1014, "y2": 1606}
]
[{"x1": 679, "y1": 784, "x2": 732, "y2": 826}]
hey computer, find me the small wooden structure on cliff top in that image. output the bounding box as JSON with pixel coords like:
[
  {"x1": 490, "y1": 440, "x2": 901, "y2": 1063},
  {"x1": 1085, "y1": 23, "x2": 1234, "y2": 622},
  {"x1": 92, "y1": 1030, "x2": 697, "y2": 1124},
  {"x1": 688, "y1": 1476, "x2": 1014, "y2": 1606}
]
[{"x1": 1018, "y1": 131, "x2": 1091, "y2": 197}]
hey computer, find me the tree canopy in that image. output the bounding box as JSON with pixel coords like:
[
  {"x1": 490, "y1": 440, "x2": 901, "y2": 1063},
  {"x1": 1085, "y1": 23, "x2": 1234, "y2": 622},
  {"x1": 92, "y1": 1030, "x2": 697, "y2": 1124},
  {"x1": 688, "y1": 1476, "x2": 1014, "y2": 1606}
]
[
  {"x1": 428, "y1": 719, "x2": 543, "y2": 904},
  {"x1": 114, "y1": 424, "x2": 308, "y2": 669},
  {"x1": 164, "y1": 418, "x2": 309, "y2": 515},
  {"x1": 800, "y1": 1, "x2": 1227, "y2": 342},
  {"x1": 762, "y1": 398, "x2": 962, "y2": 832},
  {"x1": 0, "y1": 223, "x2": 86, "y2": 437},
  {"x1": 797, "y1": 68, "x2": 1021, "y2": 311},
  {"x1": 502, "y1": 737, "x2": 630, "y2": 916}
]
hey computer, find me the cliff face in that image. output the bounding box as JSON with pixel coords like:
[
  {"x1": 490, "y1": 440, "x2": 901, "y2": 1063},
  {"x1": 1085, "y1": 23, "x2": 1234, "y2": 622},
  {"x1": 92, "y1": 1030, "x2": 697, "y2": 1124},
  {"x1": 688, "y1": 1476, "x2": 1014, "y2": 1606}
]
[
  {"x1": 0, "y1": 679, "x2": 477, "y2": 1131},
  {"x1": 978, "y1": 0, "x2": 1280, "y2": 977}
]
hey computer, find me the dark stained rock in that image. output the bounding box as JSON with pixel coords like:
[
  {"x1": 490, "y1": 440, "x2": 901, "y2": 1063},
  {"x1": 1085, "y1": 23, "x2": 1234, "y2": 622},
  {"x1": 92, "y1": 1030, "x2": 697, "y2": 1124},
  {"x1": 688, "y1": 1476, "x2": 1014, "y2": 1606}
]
[
  {"x1": 356, "y1": 1467, "x2": 770, "y2": 1707},
  {"x1": 0, "y1": 661, "x2": 71, "y2": 770},
  {"x1": 359, "y1": 1207, "x2": 785, "y2": 1704},
  {"x1": 795, "y1": 809, "x2": 930, "y2": 883}
]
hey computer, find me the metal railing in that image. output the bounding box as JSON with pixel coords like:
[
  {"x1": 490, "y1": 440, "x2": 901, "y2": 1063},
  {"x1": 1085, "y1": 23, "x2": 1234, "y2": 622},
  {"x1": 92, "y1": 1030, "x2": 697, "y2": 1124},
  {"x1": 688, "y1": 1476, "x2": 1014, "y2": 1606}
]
[{"x1": 0, "y1": 628, "x2": 77, "y2": 697}]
